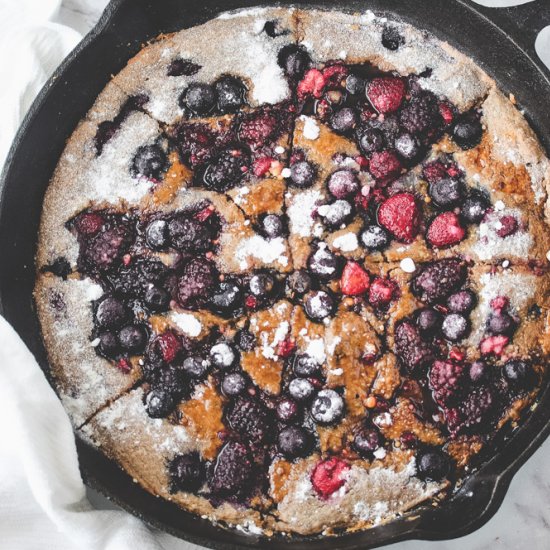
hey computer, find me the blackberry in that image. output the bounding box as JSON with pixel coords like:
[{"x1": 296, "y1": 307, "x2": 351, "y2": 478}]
[
  {"x1": 208, "y1": 441, "x2": 254, "y2": 496},
  {"x1": 411, "y1": 259, "x2": 467, "y2": 304},
  {"x1": 429, "y1": 360, "x2": 465, "y2": 406},
  {"x1": 203, "y1": 148, "x2": 250, "y2": 192},
  {"x1": 109, "y1": 258, "x2": 170, "y2": 298},
  {"x1": 399, "y1": 91, "x2": 441, "y2": 136},
  {"x1": 226, "y1": 398, "x2": 272, "y2": 442},
  {"x1": 177, "y1": 258, "x2": 217, "y2": 309},
  {"x1": 394, "y1": 320, "x2": 435, "y2": 373},
  {"x1": 81, "y1": 224, "x2": 134, "y2": 273}
]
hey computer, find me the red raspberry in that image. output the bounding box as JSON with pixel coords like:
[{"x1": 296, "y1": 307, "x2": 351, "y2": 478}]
[
  {"x1": 245, "y1": 295, "x2": 258, "y2": 309},
  {"x1": 480, "y1": 335, "x2": 509, "y2": 356},
  {"x1": 378, "y1": 192, "x2": 421, "y2": 243},
  {"x1": 297, "y1": 68, "x2": 326, "y2": 99},
  {"x1": 195, "y1": 205, "x2": 215, "y2": 222},
  {"x1": 369, "y1": 150, "x2": 402, "y2": 182},
  {"x1": 427, "y1": 211, "x2": 466, "y2": 248},
  {"x1": 429, "y1": 360, "x2": 465, "y2": 406},
  {"x1": 422, "y1": 160, "x2": 447, "y2": 183},
  {"x1": 154, "y1": 331, "x2": 183, "y2": 363},
  {"x1": 354, "y1": 192, "x2": 370, "y2": 212},
  {"x1": 75, "y1": 212, "x2": 104, "y2": 236},
  {"x1": 490, "y1": 296, "x2": 509, "y2": 312},
  {"x1": 277, "y1": 338, "x2": 296, "y2": 358},
  {"x1": 496, "y1": 215, "x2": 518, "y2": 238},
  {"x1": 311, "y1": 457, "x2": 350, "y2": 499},
  {"x1": 239, "y1": 111, "x2": 279, "y2": 148},
  {"x1": 367, "y1": 77, "x2": 406, "y2": 113},
  {"x1": 322, "y1": 63, "x2": 348, "y2": 87},
  {"x1": 116, "y1": 358, "x2": 132, "y2": 373},
  {"x1": 252, "y1": 157, "x2": 273, "y2": 177},
  {"x1": 340, "y1": 261, "x2": 370, "y2": 296},
  {"x1": 449, "y1": 348, "x2": 465, "y2": 362},
  {"x1": 368, "y1": 277, "x2": 398, "y2": 308},
  {"x1": 439, "y1": 102, "x2": 455, "y2": 125}
]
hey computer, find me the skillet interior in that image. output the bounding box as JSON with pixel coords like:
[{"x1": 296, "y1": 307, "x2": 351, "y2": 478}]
[{"x1": 1, "y1": 1, "x2": 550, "y2": 548}]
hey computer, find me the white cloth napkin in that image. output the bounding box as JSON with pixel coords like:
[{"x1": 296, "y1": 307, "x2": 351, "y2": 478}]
[{"x1": 0, "y1": 1, "x2": 549, "y2": 550}]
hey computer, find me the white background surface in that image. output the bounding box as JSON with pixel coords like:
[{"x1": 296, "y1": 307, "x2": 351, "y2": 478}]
[{"x1": 0, "y1": 1, "x2": 549, "y2": 549}]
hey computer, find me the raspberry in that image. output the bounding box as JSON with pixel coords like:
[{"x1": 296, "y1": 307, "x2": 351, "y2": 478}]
[
  {"x1": 152, "y1": 331, "x2": 183, "y2": 363},
  {"x1": 340, "y1": 261, "x2": 370, "y2": 295},
  {"x1": 422, "y1": 160, "x2": 447, "y2": 184},
  {"x1": 116, "y1": 358, "x2": 132, "y2": 373},
  {"x1": 496, "y1": 215, "x2": 518, "y2": 238},
  {"x1": 394, "y1": 320, "x2": 435, "y2": 373},
  {"x1": 252, "y1": 156, "x2": 273, "y2": 177},
  {"x1": 322, "y1": 63, "x2": 348, "y2": 87},
  {"x1": 277, "y1": 338, "x2": 296, "y2": 358},
  {"x1": 427, "y1": 212, "x2": 466, "y2": 248},
  {"x1": 429, "y1": 360, "x2": 465, "y2": 406},
  {"x1": 490, "y1": 296, "x2": 509, "y2": 312},
  {"x1": 377, "y1": 192, "x2": 421, "y2": 243},
  {"x1": 74, "y1": 212, "x2": 104, "y2": 235},
  {"x1": 439, "y1": 102, "x2": 455, "y2": 125},
  {"x1": 238, "y1": 110, "x2": 279, "y2": 148},
  {"x1": 297, "y1": 68, "x2": 326, "y2": 99},
  {"x1": 311, "y1": 457, "x2": 350, "y2": 499},
  {"x1": 411, "y1": 259, "x2": 467, "y2": 304},
  {"x1": 367, "y1": 77, "x2": 406, "y2": 113},
  {"x1": 368, "y1": 150, "x2": 402, "y2": 182},
  {"x1": 480, "y1": 335, "x2": 509, "y2": 356},
  {"x1": 368, "y1": 277, "x2": 398, "y2": 308}
]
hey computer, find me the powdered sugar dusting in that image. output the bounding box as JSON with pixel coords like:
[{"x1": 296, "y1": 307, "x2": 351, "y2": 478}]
[
  {"x1": 236, "y1": 235, "x2": 289, "y2": 269},
  {"x1": 333, "y1": 232, "x2": 359, "y2": 252},
  {"x1": 169, "y1": 312, "x2": 202, "y2": 337},
  {"x1": 288, "y1": 189, "x2": 324, "y2": 237}
]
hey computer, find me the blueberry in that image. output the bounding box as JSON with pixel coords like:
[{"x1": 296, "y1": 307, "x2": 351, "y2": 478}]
[
  {"x1": 144, "y1": 286, "x2": 170, "y2": 312},
  {"x1": 447, "y1": 290, "x2": 476, "y2": 313},
  {"x1": 394, "y1": 133, "x2": 421, "y2": 161},
  {"x1": 452, "y1": 118, "x2": 483, "y2": 150},
  {"x1": 261, "y1": 214, "x2": 285, "y2": 238},
  {"x1": 97, "y1": 331, "x2": 119, "y2": 358},
  {"x1": 276, "y1": 398, "x2": 300, "y2": 422},
  {"x1": 327, "y1": 169, "x2": 360, "y2": 199},
  {"x1": 441, "y1": 313, "x2": 469, "y2": 342},
  {"x1": 210, "y1": 280, "x2": 243, "y2": 315},
  {"x1": 210, "y1": 343, "x2": 236, "y2": 369},
  {"x1": 360, "y1": 225, "x2": 390, "y2": 251},
  {"x1": 382, "y1": 26, "x2": 405, "y2": 50},
  {"x1": 145, "y1": 387, "x2": 176, "y2": 418},
  {"x1": 278, "y1": 426, "x2": 312, "y2": 458},
  {"x1": 488, "y1": 311, "x2": 516, "y2": 335},
  {"x1": 292, "y1": 354, "x2": 321, "y2": 377},
  {"x1": 416, "y1": 308, "x2": 442, "y2": 335},
  {"x1": 131, "y1": 144, "x2": 168, "y2": 180},
  {"x1": 289, "y1": 160, "x2": 317, "y2": 188},
  {"x1": 318, "y1": 200, "x2": 353, "y2": 228},
  {"x1": 462, "y1": 192, "x2": 490, "y2": 223},
  {"x1": 235, "y1": 329, "x2": 255, "y2": 352},
  {"x1": 181, "y1": 82, "x2": 216, "y2": 115},
  {"x1": 263, "y1": 20, "x2": 286, "y2": 38},
  {"x1": 182, "y1": 356, "x2": 210, "y2": 378},
  {"x1": 311, "y1": 389, "x2": 344, "y2": 424},
  {"x1": 95, "y1": 296, "x2": 129, "y2": 329},
  {"x1": 167, "y1": 58, "x2": 201, "y2": 77},
  {"x1": 215, "y1": 76, "x2": 246, "y2": 113},
  {"x1": 429, "y1": 177, "x2": 465, "y2": 208},
  {"x1": 330, "y1": 107, "x2": 357, "y2": 133},
  {"x1": 304, "y1": 290, "x2": 335, "y2": 322},
  {"x1": 353, "y1": 428, "x2": 381, "y2": 457},
  {"x1": 416, "y1": 449, "x2": 450, "y2": 481},
  {"x1": 221, "y1": 373, "x2": 247, "y2": 397},
  {"x1": 278, "y1": 45, "x2": 311, "y2": 79},
  {"x1": 469, "y1": 360, "x2": 487, "y2": 383},
  {"x1": 345, "y1": 74, "x2": 366, "y2": 95},
  {"x1": 168, "y1": 216, "x2": 212, "y2": 252},
  {"x1": 286, "y1": 269, "x2": 312, "y2": 295},
  {"x1": 249, "y1": 273, "x2": 276, "y2": 297},
  {"x1": 288, "y1": 379, "x2": 315, "y2": 403},
  {"x1": 169, "y1": 453, "x2": 205, "y2": 492},
  {"x1": 42, "y1": 257, "x2": 72, "y2": 279},
  {"x1": 357, "y1": 127, "x2": 385, "y2": 154},
  {"x1": 503, "y1": 359, "x2": 532, "y2": 387},
  {"x1": 145, "y1": 219, "x2": 168, "y2": 250},
  {"x1": 118, "y1": 325, "x2": 148, "y2": 353},
  {"x1": 307, "y1": 246, "x2": 341, "y2": 280}
]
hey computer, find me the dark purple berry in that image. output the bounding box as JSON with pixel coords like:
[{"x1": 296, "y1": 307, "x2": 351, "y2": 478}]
[
  {"x1": 144, "y1": 286, "x2": 170, "y2": 312},
  {"x1": 276, "y1": 398, "x2": 299, "y2": 422},
  {"x1": 182, "y1": 356, "x2": 210, "y2": 378},
  {"x1": 307, "y1": 246, "x2": 341, "y2": 280},
  {"x1": 488, "y1": 311, "x2": 516, "y2": 336},
  {"x1": 249, "y1": 273, "x2": 276, "y2": 297},
  {"x1": 311, "y1": 389, "x2": 344, "y2": 424},
  {"x1": 441, "y1": 313, "x2": 469, "y2": 342},
  {"x1": 353, "y1": 428, "x2": 381, "y2": 457},
  {"x1": 469, "y1": 360, "x2": 487, "y2": 383},
  {"x1": 131, "y1": 144, "x2": 168, "y2": 180},
  {"x1": 168, "y1": 216, "x2": 213, "y2": 252},
  {"x1": 286, "y1": 269, "x2": 312, "y2": 295},
  {"x1": 42, "y1": 257, "x2": 71, "y2": 279},
  {"x1": 289, "y1": 378, "x2": 315, "y2": 402},
  {"x1": 168, "y1": 453, "x2": 205, "y2": 492},
  {"x1": 462, "y1": 192, "x2": 490, "y2": 223},
  {"x1": 82, "y1": 225, "x2": 134, "y2": 273},
  {"x1": 447, "y1": 290, "x2": 476, "y2": 313},
  {"x1": 357, "y1": 127, "x2": 385, "y2": 154},
  {"x1": 416, "y1": 308, "x2": 442, "y2": 335},
  {"x1": 118, "y1": 325, "x2": 147, "y2": 353},
  {"x1": 235, "y1": 329, "x2": 255, "y2": 352},
  {"x1": 429, "y1": 177, "x2": 465, "y2": 208},
  {"x1": 203, "y1": 148, "x2": 249, "y2": 192},
  {"x1": 263, "y1": 20, "x2": 286, "y2": 38},
  {"x1": 145, "y1": 388, "x2": 176, "y2": 418},
  {"x1": 416, "y1": 449, "x2": 450, "y2": 481},
  {"x1": 210, "y1": 280, "x2": 243, "y2": 315},
  {"x1": 360, "y1": 224, "x2": 390, "y2": 251},
  {"x1": 167, "y1": 59, "x2": 201, "y2": 77},
  {"x1": 318, "y1": 200, "x2": 353, "y2": 228},
  {"x1": 181, "y1": 82, "x2": 216, "y2": 115},
  {"x1": 208, "y1": 441, "x2": 254, "y2": 495},
  {"x1": 145, "y1": 219, "x2": 168, "y2": 250},
  {"x1": 292, "y1": 354, "x2": 321, "y2": 377},
  {"x1": 345, "y1": 74, "x2": 366, "y2": 95},
  {"x1": 221, "y1": 373, "x2": 247, "y2": 397},
  {"x1": 215, "y1": 76, "x2": 246, "y2": 113},
  {"x1": 330, "y1": 107, "x2": 357, "y2": 133},
  {"x1": 304, "y1": 290, "x2": 335, "y2": 322},
  {"x1": 210, "y1": 343, "x2": 236, "y2": 369},
  {"x1": 411, "y1": 259, "x2": 467, "y2": 304},
  {"x1": 278, "y1": 45, "x2": 311, "y2": 79},
  {"x1": 503, "y1": 359, "x2": 532, "y2": 387},
  {"x1": 381, "y1": 26, "x2": 405, "y2": 50},
  {"x1": 226, "y1": 398, "x2": 271, "y2": 442},
  {"x1": 289, "y1": 160, "x2": 317, "y2": 188},
  {"x1": 394, "y1": 132, "x2": 421, "y2": 161},
  {"x1": 97, "y1": 331, "x2": 119, "y2": 358},
  {"x1": 399, "y1": 92, "x2": 440, "y2": 136},
  {"x1": 177, "y1": 258, "x2": 217, "y2": 309},
  {"x1": 452, "y1": 118, "x2": 483, "y2": 150},
  {"x1": 277, "y1": 426, "x2": 312, "y2": 458},
  {"x1": 327, "y1": 170, "x2": 360, "y2": 199},
  {"x1": 95, "y1": 296, "x2": 129, "y2": 329},
  {"x1": 261, "y1": 214, "x2": 285, "y2": 238},
  {"x1": 394, "y1": 320, "x2": 435, "y2": 373}
]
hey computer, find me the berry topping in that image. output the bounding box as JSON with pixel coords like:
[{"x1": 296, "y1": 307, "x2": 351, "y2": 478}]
[
  {"x1": 168, "y1": 453, "x2": 205, "y2": 492},
  {"x1": 118, "y1": 325, "x2": 147, "y2": 353},
  {"x1": 286, "y1": 270, "x2": 312, "y2": 296},
  {"x1": 276, "y1": 397, "x2": 300, "y2": 422},
  {"x1": 368, "y1": 150, "x2": 402, "y2": 181},
  {"x1": 411, "y1": 259, "x2": 466, "y2": 304},
  {"x1": 97, "y1": 331, "x2": 119, "y2": 358},
  {"x1": 239, "y1": 110, "x2": 279, "y2": 148},
  {"x1": 261, "y1": 214, "x2": 285, "y2": 238},
  {"x1": 209, "y1": 280, "x2": 243, "y2": 316},
  {"x1": 360, "y1": 225, "x2": 391, "y2": 251},
  {"x1": 318, "y1": 200, "x2": 353, "y2": 228},
  {"x1": 278, "y1": 45, "x2": 311, "y2": 79},
  {"x1": 145, "y1": 219, "x2": 168, "y2": 250},
  {"x1": 289, "y1": 160, "x2": 317, "y2": 188},
  {"x1": 377, "y1": 192, "x2": 420, "y2": 243},
  {"x1": 428, "y1": 177, "x2": 465, "y2": 208},
  {"x1": 462, "y1": 192, "x2": 490, "y2": 223},
  {"x1": 221, "y1": 373, "x2": 247, "y2": 397},
  {"x1": 367, "y1": 77, "x2": 405, "y2": 114},
  {"x1": 81, "y1": 224, "x2": 134, "y2": 273},
  {"x1": 447, "y1": 290, "x2": 476, "y2": 313},
  {"x1": 152, "y1": 331, "x2": 183, "y2": 363},
  {"x1": 394, "y1": 320, "x2": 435, "y2": 373},
  {"x1": 330, "y1": 107, "x2": 358, "y2": 133},
  {"x1": 381, "y1": 26, "x2": 405, "y2": 50},
  {"x1": 249, "y1": 272, "x2": 276, "y2": 297},
  {"x1": 167, "y1": 58, "x2": 201, "y2": 77},
  {"x1": 95, "y1": 296, "x2": 129, "y2": 329},
  {"x1": 215, "y1": 75, "x2": 246, "y2": 113},
  {"x1": 452, "y1": 117, "x2": 483, "y2": 150},
  {"x1": 429, "y1": 359, "x2": 465, "y2": 406},
  {"x1": 177, "y1": 258, "x2": 217, "y2": 309},
  {"x1": 327, "y1": 170, "x2": 360, "y2": 199},
  {"x1": 394, "y1": 132, "x2": 422, "y2": 161},
  {"x1": 208, "y1": 441, "x2": 254, "y2": 496},
  {"x1": 441, "y1": 313, "x2": 469, "y2": 342},
  {"x1": 357, "y1": 127, "x2": 386, "y2": 154},
  {"x1": 368, "y1": 277, "x2": 398, "y2": 308},
  {"x1": 340, "y1": 261, "x2": 370, "y2": 296},
  {"x1": 235, "y1": 329, "x2": 255, "y2": 352},
  {"x1": 353, "y1": 427, "x2": 382, "y2": 457},
  {"x1": 427, "y1": 211, "x2": 466, "y2": 248},
  {"x1": 480, "y1": 335, "x2": 509, "y2": 356},
  {"x1": 182, "y1": 356, "x2": 210, "y2": 379},
  {"x1": 226, "y1": 398, "x2": 271, "y2": 442},
  {"x1": 182, "y1": 82, "x2": 216, "y2": 115},
  {"x1": 448, "y1": 386, "x2": 495, "y2": 435},
  {"x1": 203, "y1": 147, "x2": 249, "y2": 192},
  {"x1": 345, "y1": 74, "x2": 366, "y2": 95},
  {"x1": 292, "y1": 353, "x2": 321, "y2": 377},
  {"x1": 131, "y1": 144, "x2": 168, "y2": 180},
  {"x1": 297, "y1": 68, "x2": 326, "y2": 99},
  {"x1": 503, "y1": 359, "x2": 532, "y2": 387},
  {"x1": 487, "y1": 311, "x2": 516, "y2": 336},
  {"x1": 416, "y1": 449, "x2": 450, "y2": 481},
  {"x1": 304, "y1": 290, "x2": 335, "y2": 322},
  {"x1": 469, "y1": 361, "x2": 487, "y2": 383},
  {"x1": 416, "y1": 308, "x2": 442, "y2": 335},
  {"x1": 289, "y1": 378, "x2": 315, "y2": 401},
  {"x1": 278, "y1": 426, "x2": 312, "y2": 458},
  {"x1": 168, "y1": 215, "x2": 213, "y2": 252},
  {"x1": 74, "y1": 212, "x2": 104, "y2": 236},
  {"x1": 310, "y1": 389, "x2": 345, "y2": 424},
  {"x1": 210, "y1": 343, "x2": 236, "y2": 369},
  {"x1": 174, "y1": 123, "x2": 216, "y2": 168},
  {"x1": 422, "y1": 160, "x2": 448, "y2": 184},
  {"x1": 307, "y1": 245, "x2": 341, "y2": 280},
  {"x1": 496, "y1": 215, "x2": 518, "y2": 238},
  {"x1": 399, "y1": 91, "x2": 441, "y2": 136},
  {"x1": 145, "y1": 388, "x2": 177, "y2": 418},
  {"x1": 311, "y1": 457, "x2": 350, "y2": 499}
]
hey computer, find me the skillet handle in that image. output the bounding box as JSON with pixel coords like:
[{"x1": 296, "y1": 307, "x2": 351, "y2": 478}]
[{"x1": 462, "y1": 0, "x2": 550, "y2": 70}]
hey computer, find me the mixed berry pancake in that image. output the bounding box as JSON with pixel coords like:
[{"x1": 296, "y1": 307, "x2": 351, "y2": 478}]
[{"x1": 35, "y1": 6, "x2": 550, "y2": 537}]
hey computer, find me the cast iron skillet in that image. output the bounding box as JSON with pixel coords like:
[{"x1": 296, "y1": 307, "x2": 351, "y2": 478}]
[{"x1": 1, "y1": 0, "x2": 550, "y2": 548}]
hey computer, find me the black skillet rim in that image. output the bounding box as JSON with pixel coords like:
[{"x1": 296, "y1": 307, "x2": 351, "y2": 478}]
[{"x1": 1, "y1": 1, "x2": 550, "y2": 548}]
